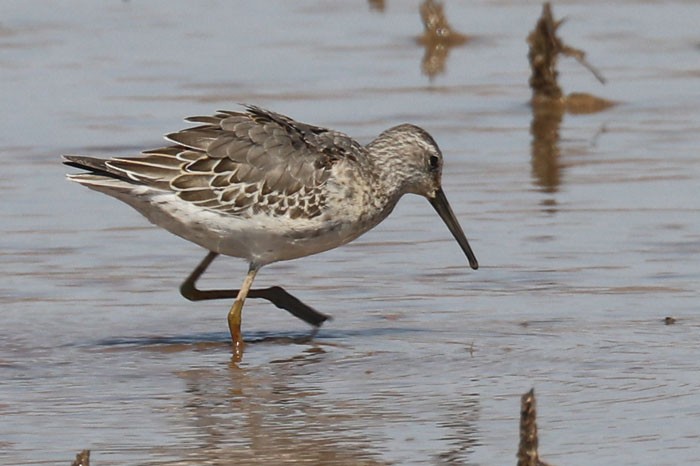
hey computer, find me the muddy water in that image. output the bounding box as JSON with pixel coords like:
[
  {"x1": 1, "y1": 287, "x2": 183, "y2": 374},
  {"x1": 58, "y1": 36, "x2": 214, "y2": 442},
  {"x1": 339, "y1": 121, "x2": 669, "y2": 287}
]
[{"x1": 2, "y1": 1, "x2": 700, "y2": 465}]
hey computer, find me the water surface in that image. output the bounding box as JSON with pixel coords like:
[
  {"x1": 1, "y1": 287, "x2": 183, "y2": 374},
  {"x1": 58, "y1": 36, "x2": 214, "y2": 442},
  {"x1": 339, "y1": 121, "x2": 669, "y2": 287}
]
[{"x1": 1, "y1": 1, "x2": 700, "y2": 465}]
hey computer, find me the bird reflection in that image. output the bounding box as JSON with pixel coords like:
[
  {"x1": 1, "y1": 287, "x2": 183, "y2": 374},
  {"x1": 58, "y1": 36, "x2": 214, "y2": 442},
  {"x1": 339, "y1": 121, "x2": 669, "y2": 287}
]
[
  {"x1": 159, "y1": 346, "x2": 483, "y2": 465},
  {"x1": 417, "y1": 0, "x2": 470, "y2": 80},
  {"x1": 168, "y1": 348, "x2": 391, "y2": 465}
]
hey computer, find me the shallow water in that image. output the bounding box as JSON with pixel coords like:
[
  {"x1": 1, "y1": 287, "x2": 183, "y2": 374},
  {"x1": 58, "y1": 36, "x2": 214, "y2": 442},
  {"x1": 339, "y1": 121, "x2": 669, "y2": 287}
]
[{"x1": 2, "y1": 1, "x2": 700, "y2": 465}]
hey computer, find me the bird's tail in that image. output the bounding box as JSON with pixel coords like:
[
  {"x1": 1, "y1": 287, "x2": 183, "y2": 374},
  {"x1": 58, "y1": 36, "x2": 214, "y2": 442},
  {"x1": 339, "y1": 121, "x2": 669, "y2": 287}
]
[{"x1": 63, "y1": 155, "x2": 132, "y2": 181}]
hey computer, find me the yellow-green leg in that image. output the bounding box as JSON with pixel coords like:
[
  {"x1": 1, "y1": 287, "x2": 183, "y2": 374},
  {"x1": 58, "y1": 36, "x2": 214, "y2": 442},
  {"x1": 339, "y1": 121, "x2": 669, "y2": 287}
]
[{"x1": 228, "y1": 264, "x2": 260, "y2": 361}]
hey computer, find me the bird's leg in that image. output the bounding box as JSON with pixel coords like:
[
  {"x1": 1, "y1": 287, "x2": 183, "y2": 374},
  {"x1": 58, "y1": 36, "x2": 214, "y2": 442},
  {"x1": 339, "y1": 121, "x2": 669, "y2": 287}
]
[
  {"x1": 180, "y1": 252, "x2": 331, "y2": 327},
  {"x1": 257, "y1": 286, "x2": 330, "y2": 327},
  {"x1": 180, "y1": 251, "x2": 226, "y2": 300},
  {"x1": 228, "y1": 264, "x2": 259, "y2": 360}
]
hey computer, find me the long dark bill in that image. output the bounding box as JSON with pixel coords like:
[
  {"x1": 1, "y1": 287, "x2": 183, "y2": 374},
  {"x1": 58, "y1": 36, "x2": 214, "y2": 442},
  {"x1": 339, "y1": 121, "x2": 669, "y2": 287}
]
[{"x1": 429, "y1": 188, "x2": 479, "y2": 270}]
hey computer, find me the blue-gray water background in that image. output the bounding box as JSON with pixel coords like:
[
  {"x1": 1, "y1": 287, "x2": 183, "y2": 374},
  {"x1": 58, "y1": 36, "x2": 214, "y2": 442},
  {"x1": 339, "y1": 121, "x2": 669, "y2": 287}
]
[{"x1": 1, "y1": 1, "x2": 699, "y2": 465}]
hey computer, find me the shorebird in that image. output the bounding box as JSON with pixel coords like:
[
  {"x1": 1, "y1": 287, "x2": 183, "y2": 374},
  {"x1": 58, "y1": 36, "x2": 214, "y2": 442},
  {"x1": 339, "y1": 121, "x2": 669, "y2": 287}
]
[{"x1": 63, "y1": 105, "x2": 478, "y2": 360}]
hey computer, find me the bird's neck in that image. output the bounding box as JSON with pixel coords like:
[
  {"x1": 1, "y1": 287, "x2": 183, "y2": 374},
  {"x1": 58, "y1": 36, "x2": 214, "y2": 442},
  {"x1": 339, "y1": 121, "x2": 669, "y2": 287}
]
[{"x1": 365, "y1": 143, "x2": 413, "y2": 203}]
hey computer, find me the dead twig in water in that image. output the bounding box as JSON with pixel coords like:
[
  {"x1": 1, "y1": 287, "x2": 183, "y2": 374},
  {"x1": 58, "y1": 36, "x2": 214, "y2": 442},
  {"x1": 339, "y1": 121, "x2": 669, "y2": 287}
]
[
  {"x1": 560, "y1": 41, "x2": 606, "y2": 85},
  {"x1": 368, "y1": 0, "x2": 385, "y2": 13},
  {"x1": 518, "y1": 389, "x2": 553, "y2": 466},
  {"x1": 71, "y1": 449, "x2": 90, "y2": 466},
  {"x1": 527, "y1": 2, "x2": 614, "y2": 112}
]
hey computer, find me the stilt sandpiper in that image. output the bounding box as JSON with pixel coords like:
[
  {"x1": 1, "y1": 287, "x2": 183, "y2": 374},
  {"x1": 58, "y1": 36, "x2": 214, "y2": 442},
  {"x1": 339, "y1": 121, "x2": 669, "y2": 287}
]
[{"x1": 64, "y1": 105, "x2": 478, "y2": 360}]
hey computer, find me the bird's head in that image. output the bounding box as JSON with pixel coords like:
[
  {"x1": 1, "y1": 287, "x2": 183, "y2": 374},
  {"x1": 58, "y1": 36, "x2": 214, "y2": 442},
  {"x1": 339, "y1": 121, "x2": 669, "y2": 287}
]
[{"x1": 370, "y1": 124, "x2": 478, "y2": 270}]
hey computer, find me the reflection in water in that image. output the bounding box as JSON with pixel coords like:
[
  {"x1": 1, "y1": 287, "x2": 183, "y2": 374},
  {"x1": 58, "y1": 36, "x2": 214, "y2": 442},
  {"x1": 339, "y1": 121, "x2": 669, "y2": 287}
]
[
  {"x1": 169, "y1": 348, "x2": 390, "y2": 465},
  {"x1": 416, "y1": 0, "x2": 470, "y2": 80},
  {"x1": 137, "y1": 341, "x2": 485, "y2": 465},
  {"x1": 530, "y1": 101, "x2": 563, "y2": 195},
  {"x1": 434, "y1": 394, "x2": 481, "y2": 465},
  {"x1": 527, "y1": 3, "x2": 614, "y2": 196}
]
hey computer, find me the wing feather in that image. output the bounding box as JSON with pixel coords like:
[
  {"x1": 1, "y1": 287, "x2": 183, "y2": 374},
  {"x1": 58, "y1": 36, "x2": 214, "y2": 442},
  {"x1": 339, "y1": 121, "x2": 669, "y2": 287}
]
[{"x1": 67, "y1": 106, "x2": 367, "y2": 219}]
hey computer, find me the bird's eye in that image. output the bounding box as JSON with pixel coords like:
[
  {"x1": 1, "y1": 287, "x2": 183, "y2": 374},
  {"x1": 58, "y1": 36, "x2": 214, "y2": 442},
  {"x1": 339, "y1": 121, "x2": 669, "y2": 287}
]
[{"x1": 428, "y1": 154, "x2": 440, "y2": 170}]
